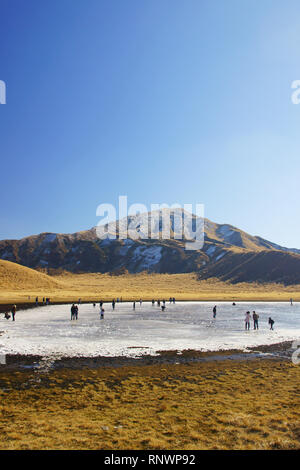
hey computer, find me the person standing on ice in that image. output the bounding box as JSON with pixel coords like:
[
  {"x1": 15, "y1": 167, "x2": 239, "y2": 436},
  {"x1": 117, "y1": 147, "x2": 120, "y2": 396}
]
[
  {"x1": 11, "y1": 305, "x2": 16, "y2": 321},
  {"x1": 112, "y1": 299, "x2": 115, "y2": 310},
  {"x1": 253, "y1": 311, "x2": 259, "y2": 330},
  {"x1": 100, "y1": 307, "x2": 104, "y2": 319},
  {"x1": 75, "y1": 305, "x2": 78, "y2": 320},
  {"x1": 245, "y1": 311, "x2": 251, "y2": 330},
  {"x1": 133, "y1": 301, "x2": 135, "y2": 310},
  {"x1": 213, "y1": 305, "x2": 217, "y2": 319},
  {"x1": 71, "y1": 304, "x2": 76, "y2": 320}
]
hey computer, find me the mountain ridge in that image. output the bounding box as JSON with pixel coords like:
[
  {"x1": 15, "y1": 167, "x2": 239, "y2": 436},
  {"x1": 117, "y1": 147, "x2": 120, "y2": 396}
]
[{"x1": 1, "y1": 210, "x2": 300, "y2": 285}]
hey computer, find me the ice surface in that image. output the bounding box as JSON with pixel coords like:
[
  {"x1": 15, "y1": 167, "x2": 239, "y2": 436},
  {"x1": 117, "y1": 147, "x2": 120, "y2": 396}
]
[{"x1": 0, "y1": 302, "x2": 299, "y2": 358}]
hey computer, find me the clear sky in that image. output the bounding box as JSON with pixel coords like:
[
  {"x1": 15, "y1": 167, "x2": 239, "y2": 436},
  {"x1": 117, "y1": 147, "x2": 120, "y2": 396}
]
[{"x1": 1, "y1": 0, "x2": 300, "y2": 247}]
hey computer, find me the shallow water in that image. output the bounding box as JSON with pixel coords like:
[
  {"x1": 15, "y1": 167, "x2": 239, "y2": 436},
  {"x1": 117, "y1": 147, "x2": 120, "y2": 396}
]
[{"x1": 0, "y1": 301, "x2": 299, "y2": 357}]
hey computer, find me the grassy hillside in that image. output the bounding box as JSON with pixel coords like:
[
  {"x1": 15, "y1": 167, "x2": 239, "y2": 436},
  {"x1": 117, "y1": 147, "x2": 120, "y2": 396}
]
[{"x1": 0, "y1": 260, "x2": 63, "y2": 291}]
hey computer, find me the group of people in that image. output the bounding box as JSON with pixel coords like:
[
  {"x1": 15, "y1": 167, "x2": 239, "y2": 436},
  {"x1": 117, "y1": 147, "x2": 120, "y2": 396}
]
[
  {"x1": 212, "y1": 305, "x2": 275, "y2": 331},
  {"x1": 2, "y1": 300, "x2": 279, "y2": 331},
  {"x1": 70, "y1": 303, "x2": 79, "y2": 320},
  {"x1": 34, "y1": 297, "x2": 51, "y2": 306},
  {"x1": 3, "y1": 304, "x2": 16, "y2": 321},
  {"x1": 150, "y1": 298, "x2": 176, "y2": 311},
  {"x1": 245, "y1": 311, "x2": 275, "y2": 330},
  {"x1": 244, "y1": 311, "x2": 260, "y2": 330}
]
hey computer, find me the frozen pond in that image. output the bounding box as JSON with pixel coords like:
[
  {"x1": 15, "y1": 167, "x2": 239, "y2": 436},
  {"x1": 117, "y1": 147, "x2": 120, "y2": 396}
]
[{"x1": 0, "y1": 301, "x2": 300, "y2": 357}]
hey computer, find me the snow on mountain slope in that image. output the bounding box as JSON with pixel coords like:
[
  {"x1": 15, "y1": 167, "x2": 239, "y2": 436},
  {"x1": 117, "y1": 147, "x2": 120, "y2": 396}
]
[{"x1": 0, "y1": 209, "x2": 300, "y2": 284}]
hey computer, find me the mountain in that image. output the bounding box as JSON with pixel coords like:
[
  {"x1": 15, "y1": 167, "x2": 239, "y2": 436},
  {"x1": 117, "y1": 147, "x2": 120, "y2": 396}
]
[{"x1": 0, "y1": 209, "x2": 300, "y2": 285}]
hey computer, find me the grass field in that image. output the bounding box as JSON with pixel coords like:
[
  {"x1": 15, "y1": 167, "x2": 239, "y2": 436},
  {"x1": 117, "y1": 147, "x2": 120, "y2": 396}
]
[
  {"x1": 1, "y1": 267, "x2": 300, "y2": 305},
  {"x1": 0, "y1": 358, "x2": 299, "y2": 450}
]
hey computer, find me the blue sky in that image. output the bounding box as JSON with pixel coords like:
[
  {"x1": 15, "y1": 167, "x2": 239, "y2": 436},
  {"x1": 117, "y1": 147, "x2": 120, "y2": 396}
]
[{"x1": 0, "y1": 0, "x2": 300, "y2": 247}]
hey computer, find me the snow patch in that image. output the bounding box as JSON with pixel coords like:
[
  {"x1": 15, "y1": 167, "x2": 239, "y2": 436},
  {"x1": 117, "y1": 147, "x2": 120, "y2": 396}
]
[
  {"x1": 218, "y1": 225, "x2": 235, "y2": 239},
  {"x1": 43, "y1": 234, "x2": 57, "y2": 243},
  {"x1": 100, "y1": 238, "x2": 115, "y2": 246},
  {"x1": 1, "y1": 250, "x2": 13, "y2": 259},
  {"x1": 132, "y1": 245, "x2": 162, "y2": 269},
  {"x1": 206, "y1": 246, "x2": 216, "y2": 257},
  {"x1": 216, "y1": 252, "x2": 226, "y2": 261}
]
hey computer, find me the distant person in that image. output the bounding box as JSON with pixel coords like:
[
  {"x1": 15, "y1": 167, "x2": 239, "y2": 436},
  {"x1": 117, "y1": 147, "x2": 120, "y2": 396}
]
[
  {"x1": 290, "y1": 298, "x2": 293, "y2": 306},
  {"x1": 253, "y1": 311, "x2": 259, "y2": 330},
  {"x1": 75, "y1": 305, "x2": 78, "y2": 320},
  {"x1": 93, "y1": 303, "x2": 96, "y2": 308},
  {"x1": 4, "y1": 312, "x2": 10, "y2": 320},
  {"x1": 152, "y1": 299, "x2": 155, "y2": 306},
  {"x1": 11, "y1": 305, "x2": 16, "y2": 321},
  {"x1": 213, "y1": 305, "x2": 217, "y2": 319},
  {"x1": 162, "y1": 300, "x2": 166, "y2": 306},
  {"x1": 173, "y1": 297, "x2": 175, "y2": 304},
  {"x1": 35, "y1": 296, "x2": 38, "y2": 306},
  {"x1": 161, "y1": 305, "x2": 166, "y2": 311},
  {"x1": 245, "y1": 311, "x2": 251, "y2": 330},
  {"x1": 112, "y1": 299, "x2": 115, "y2": 310},
  {"x1": 100, "y1": 308, "x2": 104, "y2": 319},
  {"x1": 157, "y1": 300, "x2": 160, "y2": 307},
  {"x1": 43, "y1": 297, "x2": 45, "y2": 305},
  {"x1": 268, "y1": 317, "x2": 275, "y2": 330},
  {"x1": 100, "y1": 300, "x2": 103, "y2": 308},
  {"x1": 139, "y1": 299, "x2": 142, "y2": 306},
  {"x1": 169, "y1": 297, "x2": 172, "y2": 303},
  {"x1": 133, "y1": 301, "x2": 135, "y2": 310},
  {"x1": 71, "y1": 304, "x2": 76, "y2": 320}
]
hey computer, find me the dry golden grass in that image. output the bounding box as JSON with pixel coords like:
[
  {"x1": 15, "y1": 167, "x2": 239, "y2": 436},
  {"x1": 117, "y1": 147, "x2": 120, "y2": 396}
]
[
  {"x1": 0, "y1": 359, "x2": 299, "y2": 450},
  {"x1": 1, "y1": 267, "x2": 300, "y2": 304},
  {"x1": 1, "y1": 260, "x2": 300, "y2": 303},
  {"x1": 0, "y1": 260, "x2": 62, "y2": 291}
]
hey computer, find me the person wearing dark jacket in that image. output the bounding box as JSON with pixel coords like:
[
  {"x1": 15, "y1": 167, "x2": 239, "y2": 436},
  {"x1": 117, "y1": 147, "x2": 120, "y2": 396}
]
[
  {"x1": 253, "y1": 311, "x2": 259, "y2": 330},
  {"x1": 71, "y1": 304, "x2": 76, "y2": 320},
  {"x1": 11, "y1": 305, "x2": 16, "y2": 321}
]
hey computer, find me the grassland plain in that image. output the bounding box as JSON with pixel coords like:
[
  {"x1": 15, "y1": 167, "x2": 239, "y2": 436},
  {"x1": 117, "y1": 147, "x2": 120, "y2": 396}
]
[
  {"x1": 1, "y1": 261, "x2": 300, "y2": 306},
  {"x1": 0, "y1": 356, "x2": 299, "y2": 450}
]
